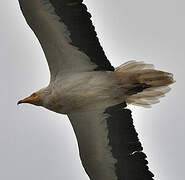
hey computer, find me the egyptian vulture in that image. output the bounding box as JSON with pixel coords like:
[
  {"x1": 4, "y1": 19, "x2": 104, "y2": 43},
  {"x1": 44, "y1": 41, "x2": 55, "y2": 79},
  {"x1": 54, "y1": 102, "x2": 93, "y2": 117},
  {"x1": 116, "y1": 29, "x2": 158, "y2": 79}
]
[{"x1": 17, "y1": 0, "x2": 174, "y2": 179}]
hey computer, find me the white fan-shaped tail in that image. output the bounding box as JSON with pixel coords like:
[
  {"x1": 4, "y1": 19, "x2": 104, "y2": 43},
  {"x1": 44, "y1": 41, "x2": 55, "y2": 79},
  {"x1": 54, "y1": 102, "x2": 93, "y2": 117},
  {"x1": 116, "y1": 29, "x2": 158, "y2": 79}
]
[{"x1": 115, "y1": 61, "x2": 175, "y2": 107}]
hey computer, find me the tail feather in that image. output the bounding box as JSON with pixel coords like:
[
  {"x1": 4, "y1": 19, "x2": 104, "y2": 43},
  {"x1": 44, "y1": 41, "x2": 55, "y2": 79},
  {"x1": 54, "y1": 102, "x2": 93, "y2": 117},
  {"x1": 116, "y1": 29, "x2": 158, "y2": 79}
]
[
  {"x1": 137, "y1": 70, "x2": 174, "y2": 87},
  {"x1": 115, "y1": 61, "x2": 175, "y2": 107},
  {"x1": 116, "y1": 61, "x2": 154, "y2": 72}
]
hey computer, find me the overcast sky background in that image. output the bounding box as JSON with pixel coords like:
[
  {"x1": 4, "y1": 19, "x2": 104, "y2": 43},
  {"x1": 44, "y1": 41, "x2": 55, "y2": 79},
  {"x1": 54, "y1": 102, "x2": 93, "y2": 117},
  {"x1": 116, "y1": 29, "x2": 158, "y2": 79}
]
[{"x1": 0, "y1": 0, "x2": 184, "y2": 180}]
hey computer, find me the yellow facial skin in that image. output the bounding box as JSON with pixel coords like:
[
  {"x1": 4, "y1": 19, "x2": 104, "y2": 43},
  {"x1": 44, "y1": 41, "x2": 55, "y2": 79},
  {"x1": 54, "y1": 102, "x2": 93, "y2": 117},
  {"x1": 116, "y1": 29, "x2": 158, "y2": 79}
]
[{"x1": 17, "y1": 92, "x2": 43, "y2": 106}]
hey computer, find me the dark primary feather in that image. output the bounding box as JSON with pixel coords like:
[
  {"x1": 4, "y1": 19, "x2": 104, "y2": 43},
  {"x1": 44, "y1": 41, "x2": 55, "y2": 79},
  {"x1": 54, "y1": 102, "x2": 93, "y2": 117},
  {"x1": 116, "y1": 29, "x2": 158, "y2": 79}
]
[
  {"x1": 49, "y1": 0, "x2": 114, "y2": 71},
  {"x1": 105, "y1": 102, "x2": 154, "y2": 180}
]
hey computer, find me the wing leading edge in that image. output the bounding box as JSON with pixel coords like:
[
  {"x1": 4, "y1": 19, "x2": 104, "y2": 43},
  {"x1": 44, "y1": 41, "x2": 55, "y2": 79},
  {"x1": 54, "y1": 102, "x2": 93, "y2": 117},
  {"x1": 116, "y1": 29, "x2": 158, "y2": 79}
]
[{"x1": 68, "y1": 102, "x2": 154, "y2": 180}]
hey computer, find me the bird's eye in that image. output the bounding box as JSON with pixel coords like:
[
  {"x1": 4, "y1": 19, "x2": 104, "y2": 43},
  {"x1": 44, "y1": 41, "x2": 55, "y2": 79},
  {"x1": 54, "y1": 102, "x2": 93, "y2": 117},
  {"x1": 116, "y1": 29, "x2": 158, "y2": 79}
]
[{"x1": 31, "y1": 93, "x2": 37, "y2": 97}]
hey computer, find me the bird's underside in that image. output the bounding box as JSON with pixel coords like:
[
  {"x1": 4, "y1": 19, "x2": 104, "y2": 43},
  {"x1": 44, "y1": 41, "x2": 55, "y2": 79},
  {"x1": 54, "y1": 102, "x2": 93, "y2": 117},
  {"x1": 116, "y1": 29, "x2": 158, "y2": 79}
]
[{"x1": 17, "y1": 0, "x2": 174, "y2": 180}]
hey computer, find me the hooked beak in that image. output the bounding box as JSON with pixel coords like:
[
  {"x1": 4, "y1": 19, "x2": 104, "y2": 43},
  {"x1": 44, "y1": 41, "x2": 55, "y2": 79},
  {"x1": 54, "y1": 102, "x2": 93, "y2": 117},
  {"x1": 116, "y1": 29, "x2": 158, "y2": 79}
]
[
  {"x1": 17, "y1": 100, "x2": 24, "y2": 105},
  {"x1": 17, "y1": 92, "x2": 42, "y2": 106},
  {"x1": 17, "y1": 96, "x2": 34, "y2": 105}
]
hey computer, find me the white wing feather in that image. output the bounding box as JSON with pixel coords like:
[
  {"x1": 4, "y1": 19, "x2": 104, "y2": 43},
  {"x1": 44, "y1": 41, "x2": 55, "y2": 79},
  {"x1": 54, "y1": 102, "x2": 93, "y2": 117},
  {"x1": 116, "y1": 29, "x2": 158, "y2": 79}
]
[{"x1": 18, "y1": 0, "x2": 97, "y2": 80}]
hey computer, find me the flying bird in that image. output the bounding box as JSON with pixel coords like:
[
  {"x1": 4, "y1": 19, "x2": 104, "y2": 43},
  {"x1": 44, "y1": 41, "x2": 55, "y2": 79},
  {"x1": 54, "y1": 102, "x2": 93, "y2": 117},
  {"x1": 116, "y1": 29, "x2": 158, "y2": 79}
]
[{"x1": 17, "y1": 0, "x2": 174, "y2": 179}]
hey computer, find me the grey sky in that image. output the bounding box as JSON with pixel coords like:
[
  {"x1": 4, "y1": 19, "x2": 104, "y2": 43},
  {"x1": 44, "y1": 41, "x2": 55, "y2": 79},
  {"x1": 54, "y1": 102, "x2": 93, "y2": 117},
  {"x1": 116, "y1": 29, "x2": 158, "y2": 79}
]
[{"x1": 0, "y1": 0, "x2": 184, "y2": 179}]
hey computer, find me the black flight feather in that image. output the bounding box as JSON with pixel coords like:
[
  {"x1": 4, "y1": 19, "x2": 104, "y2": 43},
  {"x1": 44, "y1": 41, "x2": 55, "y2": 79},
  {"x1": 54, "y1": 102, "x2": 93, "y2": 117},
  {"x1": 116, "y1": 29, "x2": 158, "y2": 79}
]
[
  {"x1": 105, "y1": 102, "x2": 154, "y2": 180},
  {"x1": 49, "y1": 0, "x2": 115, "y2": 71}
]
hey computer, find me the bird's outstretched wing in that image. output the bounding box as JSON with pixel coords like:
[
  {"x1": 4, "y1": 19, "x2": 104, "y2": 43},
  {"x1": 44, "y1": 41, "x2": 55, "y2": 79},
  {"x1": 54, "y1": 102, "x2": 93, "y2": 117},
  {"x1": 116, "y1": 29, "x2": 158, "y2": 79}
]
[
  {"x1": 68, "y1": 102, "x2": 154, "y2": 180},
  {"x1": 18, "y1": 0, "x2": 114, "y2": 80}
]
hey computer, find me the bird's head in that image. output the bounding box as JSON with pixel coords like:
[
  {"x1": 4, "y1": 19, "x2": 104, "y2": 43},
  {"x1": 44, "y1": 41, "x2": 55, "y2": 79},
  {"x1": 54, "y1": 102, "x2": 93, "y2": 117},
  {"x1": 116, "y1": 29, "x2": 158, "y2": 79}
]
[{"x1": 17, "y1": 91, "x2": 43, "y2": 106}]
